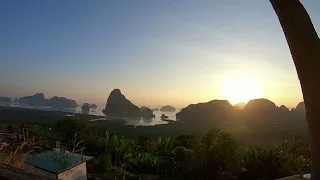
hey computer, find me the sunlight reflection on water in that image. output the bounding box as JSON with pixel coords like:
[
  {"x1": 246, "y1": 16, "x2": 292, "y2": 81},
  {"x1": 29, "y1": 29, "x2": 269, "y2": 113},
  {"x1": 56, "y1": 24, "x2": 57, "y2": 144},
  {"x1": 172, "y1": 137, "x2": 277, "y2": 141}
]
[
  {"x1": 0, "y1": 103, "x2": 178, "y2": 126},
  {"x1": 90, "y1": 110, "x2": 177, "y2": 126}
]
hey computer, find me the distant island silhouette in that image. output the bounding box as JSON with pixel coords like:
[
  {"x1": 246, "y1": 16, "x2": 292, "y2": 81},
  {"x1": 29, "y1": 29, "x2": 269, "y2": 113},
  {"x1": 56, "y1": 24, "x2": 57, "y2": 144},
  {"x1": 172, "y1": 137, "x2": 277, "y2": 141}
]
[
  {"x1": 0, "y1": 97, "x2": 11, "y2": 103},
  {"x1": 1, "y1": 89, "x2": 306, "y2": 123},
  {"x1": 103, "y1": 89, "x2": 142, "y2": 117},
  {"x1": 177, "y1": 98, "x2": 305, "y2": 122},
  {"x1": 160, "y1": 105, "x2": 176, "y2": 112},
  {"x1": 82, "y1": 103, "x2": 90, "y2": 114},
  {"x1": 161, "y1": 114, "x2": 169, "y2": 119},
  {"x1": 90, "y1": 104, "x2": 97, "y2": 109},
  {"x1": 140, "y1": 106, "x2": 155, "y2": 118},
  {"x1": 2, "y1": 93, "x2": 79, "y2": 108},
  {"x1": 81, "y1": 103, "x2": 98, "y2": 114},
  {"x1": 176, "y1": 100, "x2": 235, "y2": 121},
  {"x1": 102, "y1": 89, "x2": 159, "y2": 118},
  {"x1": 292, "y1": 101, "x2": 305, "y2": 113},
  {"x1": 234, "y1": 102, "x2": 246, "y2": 109}
]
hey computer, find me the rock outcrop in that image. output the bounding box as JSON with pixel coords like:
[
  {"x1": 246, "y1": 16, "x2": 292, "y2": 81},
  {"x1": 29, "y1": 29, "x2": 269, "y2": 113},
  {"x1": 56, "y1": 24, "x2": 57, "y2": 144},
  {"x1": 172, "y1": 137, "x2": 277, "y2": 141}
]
[
  {"x1": 103, "y1": 89, "x2": 142, "y2": 117},
  {"x1": 141, "y1": 107, "x2": 155, "y2": 118},
  {"x1": 0, "y1": 97, "x2": 11, "y2": 103},
  {"x1": 243, "y1": 98, "x2": 278, "y2": 113},
  {"x1": 47, "y1": 96, "x2": 78, "y2": 108},
  {"x1": 81, "y1": 103, "x2": 98, "y2": 109},
  {"x1": 176, "y1": 100, "x2": 235, "y2": 121},
  {"x1": 243, "y1": 99, "x2": 294, "y2": 122},
  {"x1": 279, "y1": 105, "x2": 290, "y2": 112},
  {"x1": 140, "y1": 106, "x2": 150, "y2": 112},
  {"x1": 90, "y1": 104, "x2": 97, "y2": 109},
  {"x1": 291, "y1": 102, "x2": 306, "y2": 116},
  {"x1": 294, "y1": 102, "x2": 305, "y2": 112},
  {"x1": 161, "y1": 114, "x2": 168, "y2": 119},
  {"x1": 234, "y1": 102, "x2": 246, "y2": 109},
  {"x1": 18, "y1": 93, "x2": 47, "y2": 106},
  {"x1": 82, "y1": 103, "x2": 90, "y2": 114},
  {"x1": 160, "y1": 105, "x2": 176, "y2": 112},
  {"x1": 16, "y1": 93, "x2": 78, "y2": 108}
]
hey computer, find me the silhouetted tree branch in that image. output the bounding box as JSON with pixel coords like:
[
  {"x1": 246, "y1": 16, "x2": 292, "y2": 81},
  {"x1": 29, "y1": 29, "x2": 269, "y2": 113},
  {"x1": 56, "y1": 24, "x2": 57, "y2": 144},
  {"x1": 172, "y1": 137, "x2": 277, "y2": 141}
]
[{"x1": 269, "y1": 0, "x2": 320, "y2": 179}]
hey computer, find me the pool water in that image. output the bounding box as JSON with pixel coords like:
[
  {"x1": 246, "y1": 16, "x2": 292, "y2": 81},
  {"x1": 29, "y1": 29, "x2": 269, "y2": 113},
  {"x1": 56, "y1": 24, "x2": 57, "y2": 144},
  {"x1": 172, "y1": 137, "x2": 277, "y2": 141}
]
[{"x1": 25, "y1": 150, "x2": 84, "y2": 173}]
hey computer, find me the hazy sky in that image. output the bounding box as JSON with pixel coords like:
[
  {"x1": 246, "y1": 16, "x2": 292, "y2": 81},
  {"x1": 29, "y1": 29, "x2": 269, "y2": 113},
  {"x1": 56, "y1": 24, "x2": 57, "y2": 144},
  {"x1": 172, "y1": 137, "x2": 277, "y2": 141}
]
[{"x1": 1, "y1": 0, "x2": 319, "y2": 108}]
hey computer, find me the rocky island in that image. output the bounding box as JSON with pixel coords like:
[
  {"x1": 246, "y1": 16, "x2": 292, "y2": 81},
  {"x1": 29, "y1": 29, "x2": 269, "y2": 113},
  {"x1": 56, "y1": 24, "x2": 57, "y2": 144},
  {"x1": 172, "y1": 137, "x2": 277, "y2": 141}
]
[
  {"x1": 16, "y1": 93, "x2": 78, "y2": 108},
  {"x1": 160, "y1": 105, "x2": 176, "y2": 112},
  {"x1": 292, "y1": 102, "x2": 305, "y2": 113},
  {"x1": 0, "y1": 97, "x2": 11, "y2": 103},
  {"x1": 90, "y1": 104, "x2": 97, "y2": 109},
  {"x1": 234, "y1": 102, "x2": 246, "y2": 109},
  {"x1": 103, "y1": 89, "x2": 142, "y2": 117},
  {"x1": 82, "y1": 103, "x2": 90, "y2": 114},
  {"x1": 176, "y1": 100, "x2": 235, "y2": 121},
  {"x1": 279, "y1": 105, "x2": 290, "y2": 112},
  {"x1": 141, "y1": 106, "x2": 155, "y2": 118},
  {"x1": 18, "y1": 93, "x2": 47, "y2": 106},
  {"x1": 161, "y1": 114, "x2": 168, "y2": 119},
  {"x1": 47, "y1": 96, "x2": 78, "y2": 108},
  {"x1": 243, "y1": 98, "x2": 278, "y2": 113}
]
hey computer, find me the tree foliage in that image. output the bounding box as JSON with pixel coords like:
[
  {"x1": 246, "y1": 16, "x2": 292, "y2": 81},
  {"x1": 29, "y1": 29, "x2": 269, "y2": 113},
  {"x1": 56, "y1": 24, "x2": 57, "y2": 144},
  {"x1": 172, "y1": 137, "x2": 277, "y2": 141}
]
[{"x1": 47, "y1": 119, "x2": 311, "y2": 180}]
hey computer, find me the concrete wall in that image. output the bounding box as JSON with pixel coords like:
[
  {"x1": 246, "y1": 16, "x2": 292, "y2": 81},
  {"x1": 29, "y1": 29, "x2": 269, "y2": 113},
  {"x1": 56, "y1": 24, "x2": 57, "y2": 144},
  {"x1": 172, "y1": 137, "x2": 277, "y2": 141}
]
[{"x1": 57, "y1": 162, "x2": 87, "y2": 180}]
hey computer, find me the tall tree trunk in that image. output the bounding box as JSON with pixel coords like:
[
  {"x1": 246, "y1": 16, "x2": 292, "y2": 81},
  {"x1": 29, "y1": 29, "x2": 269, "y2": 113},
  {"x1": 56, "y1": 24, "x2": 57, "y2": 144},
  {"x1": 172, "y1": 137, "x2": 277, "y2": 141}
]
[{"x1": 269, "y1": 0, "x2": 320, "y2": 179}]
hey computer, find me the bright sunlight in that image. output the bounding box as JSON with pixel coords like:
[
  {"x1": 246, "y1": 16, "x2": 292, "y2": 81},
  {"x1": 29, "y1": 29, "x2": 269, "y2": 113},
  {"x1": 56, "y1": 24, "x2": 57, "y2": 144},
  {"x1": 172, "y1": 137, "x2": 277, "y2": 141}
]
[{"x1": 221, "y1": 75, "x2": 263, "y2": 104}]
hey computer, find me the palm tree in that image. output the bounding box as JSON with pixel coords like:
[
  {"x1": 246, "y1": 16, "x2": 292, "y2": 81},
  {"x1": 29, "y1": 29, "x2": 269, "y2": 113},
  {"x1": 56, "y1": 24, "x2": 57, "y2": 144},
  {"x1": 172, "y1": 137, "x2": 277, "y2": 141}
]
[
  {"x1": 269, "y1": 0, "x2": 320, "y2": 178},
  {"x1": 239, "y1": 146, "x2": 288, "y2": 180},
  {"x1": 196, "y1": 129, "x2": 237, "y2": 179}
]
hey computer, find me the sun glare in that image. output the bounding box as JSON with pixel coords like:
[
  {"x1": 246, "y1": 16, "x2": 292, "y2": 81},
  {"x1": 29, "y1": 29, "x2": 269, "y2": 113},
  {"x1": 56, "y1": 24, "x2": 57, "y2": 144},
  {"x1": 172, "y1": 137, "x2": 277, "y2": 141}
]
[{"x1": 221, "y1": 75, "x2": 262, "y2": 104}]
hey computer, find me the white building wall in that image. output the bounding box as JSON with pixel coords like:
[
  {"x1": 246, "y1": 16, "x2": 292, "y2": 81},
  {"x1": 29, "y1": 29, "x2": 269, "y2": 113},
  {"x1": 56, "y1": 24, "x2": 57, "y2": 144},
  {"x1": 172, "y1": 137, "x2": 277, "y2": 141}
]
[{"x1": 57, "y1": 162, "x2": 87, "y2": 180}]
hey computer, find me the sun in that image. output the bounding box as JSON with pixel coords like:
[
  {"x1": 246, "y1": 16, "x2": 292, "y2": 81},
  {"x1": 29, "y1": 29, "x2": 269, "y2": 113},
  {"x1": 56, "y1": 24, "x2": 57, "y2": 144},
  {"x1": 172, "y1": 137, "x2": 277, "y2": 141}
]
[{"x1": 221, "y1": 75, "x2": 262, "y2": 104}]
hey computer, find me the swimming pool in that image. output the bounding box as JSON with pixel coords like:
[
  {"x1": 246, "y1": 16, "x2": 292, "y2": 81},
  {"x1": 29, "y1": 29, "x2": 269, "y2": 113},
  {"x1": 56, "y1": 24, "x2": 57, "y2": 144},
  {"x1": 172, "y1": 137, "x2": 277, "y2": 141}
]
[{"x1": 25, "y1": 150, "x2": 85, "y2": 173}]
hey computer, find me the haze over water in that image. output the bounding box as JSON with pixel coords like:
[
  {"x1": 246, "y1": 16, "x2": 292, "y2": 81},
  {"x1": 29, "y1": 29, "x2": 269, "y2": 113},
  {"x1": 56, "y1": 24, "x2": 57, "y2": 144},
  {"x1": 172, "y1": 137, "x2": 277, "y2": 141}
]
[
  {"x1": 0, "y1": 102, "x2": 177, "y2": 126},
  {"x1": 1, "y1": 0, "x2": 320, "y2": 109}
]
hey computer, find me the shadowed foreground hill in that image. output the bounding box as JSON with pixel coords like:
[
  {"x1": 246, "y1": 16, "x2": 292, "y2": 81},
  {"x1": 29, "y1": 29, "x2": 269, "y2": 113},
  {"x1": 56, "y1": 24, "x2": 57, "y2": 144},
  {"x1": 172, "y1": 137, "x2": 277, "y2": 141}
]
[{"x1": 0, "y1": 106, "x2": 101, "y2": 125}]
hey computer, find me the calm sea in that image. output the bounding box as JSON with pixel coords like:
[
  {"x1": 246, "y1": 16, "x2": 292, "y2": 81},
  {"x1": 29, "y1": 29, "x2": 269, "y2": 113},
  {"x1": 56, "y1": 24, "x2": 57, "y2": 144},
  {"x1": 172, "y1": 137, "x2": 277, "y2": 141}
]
[{"x1": 0, "y1": 102, "x2": 178, "y2": 126}]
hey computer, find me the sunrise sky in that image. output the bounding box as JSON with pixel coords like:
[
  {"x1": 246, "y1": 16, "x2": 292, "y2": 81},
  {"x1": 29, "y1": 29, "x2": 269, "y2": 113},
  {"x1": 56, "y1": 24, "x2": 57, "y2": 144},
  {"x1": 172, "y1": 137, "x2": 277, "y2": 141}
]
[{"x1": 1, "y1": 0, "x2": 319, "y2": 108}]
